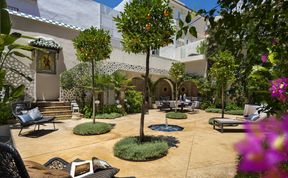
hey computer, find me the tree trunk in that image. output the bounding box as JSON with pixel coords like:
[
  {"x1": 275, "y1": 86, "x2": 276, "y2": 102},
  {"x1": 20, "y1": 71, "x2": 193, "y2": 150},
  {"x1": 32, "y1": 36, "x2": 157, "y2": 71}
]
[
  {"x1": 175, "y1": 82, "x2": 178, "y2": 112},
  {"x1": 221, "y1": 83, "x2": 225, "y2": 118},
  {"x1": 92, "y1": 60, "x2": 96, "y2": 124},
  {"x1": 140, "y1": 48, "x2": 150, "y2": 142}
]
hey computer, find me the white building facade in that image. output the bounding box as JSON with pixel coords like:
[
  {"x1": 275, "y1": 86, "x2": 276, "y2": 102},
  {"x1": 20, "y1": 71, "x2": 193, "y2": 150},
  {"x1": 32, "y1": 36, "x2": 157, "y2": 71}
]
[{"x1": 6, "y1": 0, "x2": 208, "y2": 102}]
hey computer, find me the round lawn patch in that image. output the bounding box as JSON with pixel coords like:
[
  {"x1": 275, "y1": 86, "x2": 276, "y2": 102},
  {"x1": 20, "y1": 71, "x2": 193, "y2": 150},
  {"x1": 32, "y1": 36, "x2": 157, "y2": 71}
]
[
  {"x1": 166, "y1": 112, "x2": 187, "y2": 119},
  {"x1": 73, "y1": 122, "x2": 113, "y2": 135},
  {"x1": 113, "y1": 136, "x2": 169, "y2": 161}
]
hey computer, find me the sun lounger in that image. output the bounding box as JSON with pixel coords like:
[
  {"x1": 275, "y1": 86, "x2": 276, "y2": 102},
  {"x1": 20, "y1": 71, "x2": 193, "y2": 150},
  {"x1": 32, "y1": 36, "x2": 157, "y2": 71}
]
[{"x1": 213, "y1": 119, "x2": 247, "y2": 133}]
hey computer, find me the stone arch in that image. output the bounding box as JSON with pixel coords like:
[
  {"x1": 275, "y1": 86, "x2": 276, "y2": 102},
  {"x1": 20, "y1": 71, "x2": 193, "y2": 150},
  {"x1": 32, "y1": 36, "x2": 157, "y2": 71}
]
[
  {"x1": 131, "y1": 77, "x2": 145, "y2": 93},
  {"x1": 179, "y1": 80, "x2": 198, "y2": 97},
  {"x1": 154, "y1": 78, "x2": 174, "y2": 100}
]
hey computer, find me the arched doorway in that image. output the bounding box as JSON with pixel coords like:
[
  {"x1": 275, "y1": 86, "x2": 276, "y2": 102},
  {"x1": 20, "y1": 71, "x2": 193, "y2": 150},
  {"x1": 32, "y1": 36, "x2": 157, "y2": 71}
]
[
  {"x1": 179, "y1": 81, "x2": 198, "y2": 98},
  {"x1": 154, "y1": 78, "x2": 174, "y2": 100}
]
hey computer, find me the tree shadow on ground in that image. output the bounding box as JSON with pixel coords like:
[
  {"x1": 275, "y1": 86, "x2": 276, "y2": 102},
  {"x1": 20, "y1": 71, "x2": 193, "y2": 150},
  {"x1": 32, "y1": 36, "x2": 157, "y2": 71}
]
[
  {"x1": 19, "y1": 129, "x2": 58, "y2": 138},
  {"x1": 10, "y1": 122, "x2": 65, "y2": 138},
  {"x1": 147, "y1": 135, "x2": 180, "y2": 148}
]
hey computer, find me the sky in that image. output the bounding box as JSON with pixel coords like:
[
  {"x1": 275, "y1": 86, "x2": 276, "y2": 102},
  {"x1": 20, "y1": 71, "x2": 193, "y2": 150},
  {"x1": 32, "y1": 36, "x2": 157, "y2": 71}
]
[{"x1": 94, "y1": 0, "x2": 218, "y2": 12}]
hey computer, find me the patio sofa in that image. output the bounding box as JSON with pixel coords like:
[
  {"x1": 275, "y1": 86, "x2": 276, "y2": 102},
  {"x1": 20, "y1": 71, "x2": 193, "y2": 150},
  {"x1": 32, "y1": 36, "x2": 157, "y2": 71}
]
[{"x1": 12, "y1": 103, "x2": 57, "y2": 136}]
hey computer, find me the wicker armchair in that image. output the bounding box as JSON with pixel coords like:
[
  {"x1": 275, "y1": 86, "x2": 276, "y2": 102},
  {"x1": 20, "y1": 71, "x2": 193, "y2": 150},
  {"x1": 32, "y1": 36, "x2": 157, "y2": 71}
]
[{"x1": 0, "y1": 143, "x2": 30, "y2": 178}]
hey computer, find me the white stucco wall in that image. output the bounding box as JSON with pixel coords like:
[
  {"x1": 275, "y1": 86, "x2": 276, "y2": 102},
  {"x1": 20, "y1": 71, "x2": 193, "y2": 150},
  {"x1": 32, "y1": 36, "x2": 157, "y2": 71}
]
[
  {"x1": 185, "y1": 60, "x2": 207, "y2": 77},
  {"x1": 9, "y1": 15, "x2": 80, "y2": 101},
  {"x1": 108, "y1": 48, "x2": 175, "y2": 71}
]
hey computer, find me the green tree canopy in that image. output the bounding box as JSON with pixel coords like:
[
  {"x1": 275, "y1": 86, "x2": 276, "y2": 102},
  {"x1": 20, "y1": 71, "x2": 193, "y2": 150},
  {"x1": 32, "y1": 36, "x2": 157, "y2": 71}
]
[
  {"x1": 114, "y1": 0, "x2": 174, "y2": 53},
  {"x1": 73, "y1": 27, "x2": 112, "y2": 62},
  {"x1": 169, "y1": 62, "x2": 185, "y2": 111},
  {"x1": 114, "y1": 0, "x2": 174, "y2": 141},
  {"x1": 201, "y1": 0, "x2": 288, "y2": 108},
  {"x1": 210, "y1": 50, "x2": 236, "y2": 85},
  {"x1": 169, "y1": 62, "x2": 185, "y2": 83},
  {"x1": 73, "y1": 27, "x2": 112, "y2": 123},
  {"x1": 210, "y1": 50, "x2": 236, "y2": 118}
]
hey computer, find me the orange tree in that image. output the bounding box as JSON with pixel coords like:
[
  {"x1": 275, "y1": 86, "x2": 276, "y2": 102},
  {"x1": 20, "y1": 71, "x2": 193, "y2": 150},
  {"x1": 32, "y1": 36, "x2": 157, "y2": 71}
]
[
  {"x1": 73, "y1": 27, "x2": 112, "y2": 123},
  {"x1": 114, "y1": 0, "x2": 174, "y2": 141}
]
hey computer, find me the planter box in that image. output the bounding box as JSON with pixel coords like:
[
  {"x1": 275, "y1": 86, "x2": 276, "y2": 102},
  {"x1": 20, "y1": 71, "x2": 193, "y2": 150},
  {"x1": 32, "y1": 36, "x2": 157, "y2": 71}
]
[{"x1": 0, "y1": 125, "x2": 13, "y2": 146}]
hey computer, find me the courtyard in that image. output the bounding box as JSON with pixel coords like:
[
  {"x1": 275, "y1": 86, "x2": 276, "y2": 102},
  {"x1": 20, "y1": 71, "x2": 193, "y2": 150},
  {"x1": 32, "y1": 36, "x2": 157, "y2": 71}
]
[{"x1": 12, "y1": 110, "x2": 244, "y2": 178}]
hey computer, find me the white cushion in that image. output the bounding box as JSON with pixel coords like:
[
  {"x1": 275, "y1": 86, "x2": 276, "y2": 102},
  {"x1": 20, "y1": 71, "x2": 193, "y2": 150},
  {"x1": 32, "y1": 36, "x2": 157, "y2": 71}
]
[{"x1": 27, "y1": 107, "x2": 43, "y2": 121}]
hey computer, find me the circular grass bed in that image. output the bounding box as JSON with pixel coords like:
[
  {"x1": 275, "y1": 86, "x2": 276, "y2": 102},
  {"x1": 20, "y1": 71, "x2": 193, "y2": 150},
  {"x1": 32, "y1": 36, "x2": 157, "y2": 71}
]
[
  {"x1": 166, "y1": 112, "x2": 187, "y2": 119},
  {"x1": 113, "y1": 136, "x2": 169, "y2": 161},
  {"x1": 73, "y1": 122, "x2": 113, "y2": 135}
]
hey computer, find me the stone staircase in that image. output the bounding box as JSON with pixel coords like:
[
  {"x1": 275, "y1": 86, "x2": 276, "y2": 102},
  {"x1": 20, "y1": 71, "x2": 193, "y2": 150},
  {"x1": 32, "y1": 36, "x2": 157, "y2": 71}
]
[{"x1": 36, "y1": 101, "x2": 72, "y2": 120}]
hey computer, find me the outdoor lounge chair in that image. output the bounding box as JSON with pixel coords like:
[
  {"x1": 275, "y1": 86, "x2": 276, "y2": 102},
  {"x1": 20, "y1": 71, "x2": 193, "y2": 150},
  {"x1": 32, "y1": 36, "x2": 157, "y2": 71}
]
[
  {"x1": 212, "y1": 104, "x2": 267, "y2": 133},
  {"x1": 0, "y1": 143, "x2": 121, "y2": 178},
  {"x1": 12, "y1": 103, "x2": 56, "y2": 136}
]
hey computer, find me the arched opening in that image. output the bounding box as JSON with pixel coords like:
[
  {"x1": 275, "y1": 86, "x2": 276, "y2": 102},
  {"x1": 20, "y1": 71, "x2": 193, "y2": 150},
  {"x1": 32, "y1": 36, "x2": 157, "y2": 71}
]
[
  {"x1": 179, "y1": 81, "x2": 198, "y2": 98},
  {"x1": 154, "y1": 78, "x2": 174, "y2": 100}
]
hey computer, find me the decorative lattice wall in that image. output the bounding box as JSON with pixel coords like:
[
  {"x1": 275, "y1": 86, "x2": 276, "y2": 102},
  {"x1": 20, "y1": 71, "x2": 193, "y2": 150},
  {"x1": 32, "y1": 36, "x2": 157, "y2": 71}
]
[
  {"x1": 3, "y1": 57, "x2": 35, "y2": 101},
  {"x1": 60, "y1": 61, "x2": 169, "y2": 101}
]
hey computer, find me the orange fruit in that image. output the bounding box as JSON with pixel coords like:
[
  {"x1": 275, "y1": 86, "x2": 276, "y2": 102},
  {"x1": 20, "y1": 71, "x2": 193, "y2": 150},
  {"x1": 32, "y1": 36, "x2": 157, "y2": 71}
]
[
  {"x1": 164, "y1": 9, "x2": 169, "y2": 17},
  {"x1": 147, "y1": 13, "x2": 151, "y2": 19},
  {"x1": 145, "y1": 23, "x2": 151, "y2": 30}
]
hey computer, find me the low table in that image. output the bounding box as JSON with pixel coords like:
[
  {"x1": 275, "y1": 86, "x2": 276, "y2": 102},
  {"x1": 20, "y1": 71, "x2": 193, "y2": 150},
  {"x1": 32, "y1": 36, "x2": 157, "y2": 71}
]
[{"x1": 213, "y1": 119, "x2": 246, "y2": 133}]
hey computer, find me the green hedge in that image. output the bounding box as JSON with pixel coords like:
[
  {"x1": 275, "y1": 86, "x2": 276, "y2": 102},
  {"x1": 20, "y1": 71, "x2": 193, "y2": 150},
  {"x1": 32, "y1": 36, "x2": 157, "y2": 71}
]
[
  {"x1": 113, "y1": 136, "x2": 169, "y2": 161},
  {"x1": 125, "y1": 90, "x2": 143, "y2": 113},
  {"x1": 96, "y1": 113, "x2": 123, "y2": 119},
  {"x1": 205, "y1": 108, "x2": 243, "y2": 115},
  {"x1": 226, "y1": 110, "x2": 244, "y2": 115},
  {"x1": 166, "y1": 112, "x2": 187, "y2": 119},
  {"x1": 73, "y1": 122, "x2": 113, "y2": 135},
  {"x1": 99, "y1": 104, "x2": 125, "y2": 115}
]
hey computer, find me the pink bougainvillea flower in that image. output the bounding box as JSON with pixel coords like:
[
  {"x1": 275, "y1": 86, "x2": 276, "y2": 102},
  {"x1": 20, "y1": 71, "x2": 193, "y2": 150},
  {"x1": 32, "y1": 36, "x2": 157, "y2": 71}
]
[
  {"x1": 263, "y1": 167, "x2": 288, "y2": 178},
  {"x1": 261, "y1": 54, "x2": 268, "y2": 63},
  {"x1": 270, "y1": 78, "x2": 288, "y2": 102},
  {"x1": 235, "y1": 117, "x2": 288, "y2": 173}
]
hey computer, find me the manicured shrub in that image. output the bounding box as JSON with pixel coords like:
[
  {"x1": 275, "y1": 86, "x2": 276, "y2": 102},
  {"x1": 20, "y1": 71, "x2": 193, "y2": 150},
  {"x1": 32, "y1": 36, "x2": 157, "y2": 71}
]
[
  {"x1": 205, "y1": 108, "x2": 244, "y2": 115},
  {"x1": 205, "y1": 108, "x2": 222, "y2": 113},
  {"x1": 225, "y1": 103, "x2": 242, "y2": 111},
  {"x1": 200, "y1": 101, "x2": 214, "y2": 110},
  {"x1": 82, "y1": 105, "x2": 93, "y2": 118},
  {"x1": 73, "y1": 122, "x2": 113, "y2": 135},
  {"x1": 166, "y1": 112, "x2": 187, "y2": 119},
  {"x1": 125, "y1": 90, "x2": 142, "y2": 114},
  {"x1": 99, "y1": 104, "x2": 125, "y2": 115},
  {"x1": 96, "y1": 113, "x2": 123, "y2": 119},
  {"x1": 113, "y1": 136, "x2": 169, "y2": 161},
  {"x1": 226, "y1": 110, "x2": 243, "y2": 115}
]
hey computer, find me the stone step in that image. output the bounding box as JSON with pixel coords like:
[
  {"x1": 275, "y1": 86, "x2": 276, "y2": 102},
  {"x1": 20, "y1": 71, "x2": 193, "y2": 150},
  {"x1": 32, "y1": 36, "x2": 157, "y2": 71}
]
[
  {"x1": 42, "y1": 110, "x2": 73, "y2": 116},
  {"x1": 55, "y1": 115, "x2": 73, "y2": 120},
  {"x1": 36, "y1": 101, "x2": 67, "y2": 107},
  {"x1": 40, "y1": 106, "x2": 72, "y2": 112}
]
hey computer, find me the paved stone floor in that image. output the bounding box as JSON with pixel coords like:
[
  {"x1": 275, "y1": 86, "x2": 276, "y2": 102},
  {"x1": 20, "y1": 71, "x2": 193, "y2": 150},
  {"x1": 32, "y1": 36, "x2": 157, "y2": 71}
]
[{"x1": 11, "y1": 110, "x2": 245, "y2": 178}]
